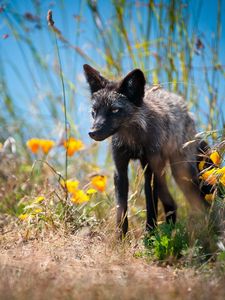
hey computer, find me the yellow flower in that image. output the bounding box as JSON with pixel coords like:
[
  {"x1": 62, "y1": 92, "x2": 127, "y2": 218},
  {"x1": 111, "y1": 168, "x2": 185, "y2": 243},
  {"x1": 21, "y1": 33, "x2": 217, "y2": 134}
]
[
  {"x1": 0, "y1": 142, "x2": 3, "y2": 150},
  {"x1": 201, "y1": 168, "x2": 217, "y2": 185},
  {"x1": 205, "y1": 194, "x2": 214, "y2": 202},
  {"x1": 40, "y1": 139, "x2": 55, "y2": 154},
  {"x1": 91, "y1": 175, "x2": 107, "y2": 192},
  {"x1": 218, "y1": 167, "x2": 225, "y2": 186},
  {"x1": 198, "y1": 160, "x2": 205, "y2": 171},
  {"x1": 219, "y1": 173, "x2": 225, "y2": 186},
  {"x1": 63, "y1": 137, "x2": 84, "y2": 156},
  {"x1": 34, "y1": 196, "x2": 45, "y2": 203},
  {"x1": 214, "y1": 167, "x2": 225, "y2": 186},
  {"x1": 33, "y1": 208, "x2": 42, "y2": 214},
  {"x1": 18, "y1": 214, "x2": 28, "y2": 221},
  {"x1": 61, "y1": 180, "x2": 79, "y2": 194},
  {"x1": 71, "y1": 189, "x2": 89, "y2": 204},
  {"x1": 216, "y1": 166, "x2": 225, "y2": 175},
  {"x1": 131, "y1": 206, "x2": 138, "y2": 214},
  {"x1": 86, "y1": 188, "x2": 97, "y2": 195},
  {"x1": 210, "y1": 151, "x2": 221, "y2": 166},
  {"x1": 26, "y1": 138, "x2": 40, "y2": 153}
]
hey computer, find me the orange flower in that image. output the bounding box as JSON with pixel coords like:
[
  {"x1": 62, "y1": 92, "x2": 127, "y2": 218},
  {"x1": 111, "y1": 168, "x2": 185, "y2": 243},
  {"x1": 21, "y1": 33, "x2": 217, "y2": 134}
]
[
  {"x1": 63, "y1": 137, "x2": 84, "y2": 156},
  {"x1": 210, "y1": 151, "x2": 221, "y2": 166},
  {"x1": 26, "y1": 138, "x2": 40, "y2": 153},
  {"x1": 40, "y1": 139, "x2": 55, "y2": 154},
  {"x1": 91, "y1": 175, "x2": 107, "y2": 192},
  {"x1": 201, "y1": 168, "x2": 217, "y2": 185},
  {"x1": 27, "y1": 138, "x2": 55, "y2": 154}
]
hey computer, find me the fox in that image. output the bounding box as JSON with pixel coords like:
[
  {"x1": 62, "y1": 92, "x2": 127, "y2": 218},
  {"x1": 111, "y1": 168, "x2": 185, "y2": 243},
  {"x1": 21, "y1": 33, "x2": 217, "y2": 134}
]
[{"x1": 83, "y1": 64, "x2": 209, "y2": 238}]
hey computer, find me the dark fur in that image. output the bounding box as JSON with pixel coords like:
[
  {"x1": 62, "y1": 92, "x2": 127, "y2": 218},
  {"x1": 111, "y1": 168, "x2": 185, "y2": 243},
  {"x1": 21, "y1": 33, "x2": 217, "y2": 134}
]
[{"x1": 84, "y1": 64, "x2": 207, "y2": 238}]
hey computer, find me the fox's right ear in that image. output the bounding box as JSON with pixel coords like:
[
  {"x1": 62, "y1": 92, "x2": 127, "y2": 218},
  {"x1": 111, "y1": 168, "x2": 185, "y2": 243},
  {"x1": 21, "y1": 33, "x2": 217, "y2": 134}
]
[
  {"x1": 83, "y1": 64, "x2": 108, "y2": 94},
  {"x1": 118, "y1": 69, "x2": 146, "y2": 106}
]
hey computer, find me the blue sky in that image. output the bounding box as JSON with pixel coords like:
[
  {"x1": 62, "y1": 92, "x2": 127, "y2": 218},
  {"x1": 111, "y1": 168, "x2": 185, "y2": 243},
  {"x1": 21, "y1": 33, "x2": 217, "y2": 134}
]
[{"x1": 0, "y1": 0, "x2": 225, "y2": 148}]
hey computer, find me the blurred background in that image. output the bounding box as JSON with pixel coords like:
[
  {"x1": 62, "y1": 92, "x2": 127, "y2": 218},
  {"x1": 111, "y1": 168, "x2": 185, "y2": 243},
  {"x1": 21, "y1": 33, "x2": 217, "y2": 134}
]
[{"x1": 1, "y1": 0, "x2": 225, "y2": 153}]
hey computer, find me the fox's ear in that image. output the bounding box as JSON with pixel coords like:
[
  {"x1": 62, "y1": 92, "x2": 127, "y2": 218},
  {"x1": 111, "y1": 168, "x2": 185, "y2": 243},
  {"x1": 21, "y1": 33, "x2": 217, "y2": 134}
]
[
  {"x1": 83, "y1": 64, "x2": 108, "y2": 94},
  {"x1": 118, "y1": 69, "x2": 146, "y2": 106}
]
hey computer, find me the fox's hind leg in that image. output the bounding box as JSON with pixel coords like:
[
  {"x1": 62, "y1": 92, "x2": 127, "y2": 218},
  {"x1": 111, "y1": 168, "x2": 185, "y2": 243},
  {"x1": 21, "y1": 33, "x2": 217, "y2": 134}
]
[
  {"x1": 170, "y1": 154, "x2": 206, "y2": 210},
  {"x1": 149, "y1": 155, "x2": 177, "y2": 224},
  {"x1": 141, "y1": 159, "x2": 158, "y2": 230}
]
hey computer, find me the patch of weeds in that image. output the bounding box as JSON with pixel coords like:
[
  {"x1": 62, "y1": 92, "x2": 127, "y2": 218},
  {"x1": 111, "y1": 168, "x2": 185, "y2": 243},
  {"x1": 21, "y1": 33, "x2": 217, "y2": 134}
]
[
  {"x1": 144, "y1": 222, "x2": 189, "y2": 261},
  {"x1": 143, "y1": 215, "x2": 221, "y2": 266}
]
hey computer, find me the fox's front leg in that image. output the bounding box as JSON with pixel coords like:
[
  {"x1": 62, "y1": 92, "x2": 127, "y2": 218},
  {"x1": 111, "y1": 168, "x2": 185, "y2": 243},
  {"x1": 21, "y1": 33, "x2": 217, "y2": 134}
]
[
  {"x1": 141, "y1": 159, "x2": 158, "y2": 231},
  {"x1": 113, "y1": 146, "x2": 130, "y2": 239}
]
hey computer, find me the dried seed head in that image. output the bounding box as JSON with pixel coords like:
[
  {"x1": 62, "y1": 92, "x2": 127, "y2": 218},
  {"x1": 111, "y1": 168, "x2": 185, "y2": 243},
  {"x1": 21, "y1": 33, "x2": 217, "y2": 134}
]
[{"x1": 47, "y1": 10, "x2": 54, "y2": 27}]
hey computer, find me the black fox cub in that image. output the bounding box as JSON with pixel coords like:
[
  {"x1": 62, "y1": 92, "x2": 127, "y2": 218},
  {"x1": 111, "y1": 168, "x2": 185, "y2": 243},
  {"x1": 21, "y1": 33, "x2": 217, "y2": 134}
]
[{"x1": 84, "y1": 64, "x2": 209, "y2": 237}]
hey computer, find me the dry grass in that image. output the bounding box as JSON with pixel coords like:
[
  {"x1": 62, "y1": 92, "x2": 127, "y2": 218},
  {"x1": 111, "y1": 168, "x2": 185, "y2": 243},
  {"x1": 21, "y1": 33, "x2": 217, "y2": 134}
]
[
  {"x1": 0, "y1": 222, "x2": 225, "y2": 300},
  {"x1": 1, "y1": 151, "x2": 225, "y2": 300}
]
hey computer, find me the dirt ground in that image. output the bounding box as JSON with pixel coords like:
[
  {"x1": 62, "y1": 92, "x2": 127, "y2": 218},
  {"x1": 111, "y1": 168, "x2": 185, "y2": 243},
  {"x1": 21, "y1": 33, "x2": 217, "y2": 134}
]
[{"x1": 0, "y1": 224, "x2": 225, "y2": 300}]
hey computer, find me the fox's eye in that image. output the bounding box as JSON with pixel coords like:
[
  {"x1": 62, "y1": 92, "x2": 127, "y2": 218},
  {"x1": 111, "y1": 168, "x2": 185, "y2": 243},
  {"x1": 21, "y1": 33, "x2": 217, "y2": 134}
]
[{"x1": 112, "y1": 108, "x2": 119, "y2": 114}]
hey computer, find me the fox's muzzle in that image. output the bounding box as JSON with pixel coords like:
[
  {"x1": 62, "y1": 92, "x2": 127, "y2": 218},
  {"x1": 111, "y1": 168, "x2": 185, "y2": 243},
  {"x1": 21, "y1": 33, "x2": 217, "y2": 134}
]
[
  {"x1": 89, "y1": 122, "x2": 117, "y2": 141},
  {"x1": 89, "y1": 128, "x2": 109, "y2": 141},
  {"x1": 89, "y1": 115, "x2": 110, "y2": 141},
  {"x1": 89, "y1": 113, "x2": 119, "y2": 141}
]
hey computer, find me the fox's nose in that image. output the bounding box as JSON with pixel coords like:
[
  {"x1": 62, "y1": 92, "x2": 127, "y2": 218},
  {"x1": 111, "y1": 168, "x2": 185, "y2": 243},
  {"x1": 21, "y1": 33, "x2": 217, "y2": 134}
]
[{"x1": 89, "y1": 130, "x2": 98, "y2": 139}]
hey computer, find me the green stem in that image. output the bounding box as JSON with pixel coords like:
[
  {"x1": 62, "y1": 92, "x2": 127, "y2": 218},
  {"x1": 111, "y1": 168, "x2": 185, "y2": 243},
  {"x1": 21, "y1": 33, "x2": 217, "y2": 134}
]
[{"x1": 54, "y1": 34, "x2": 68, "y2": 201}]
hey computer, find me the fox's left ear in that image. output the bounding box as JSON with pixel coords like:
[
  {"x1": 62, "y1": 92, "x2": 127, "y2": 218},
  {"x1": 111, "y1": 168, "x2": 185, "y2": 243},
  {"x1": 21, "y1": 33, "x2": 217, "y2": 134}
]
[{"x1": 118, "y1": 69, "x2": 146, "y2": 106}]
